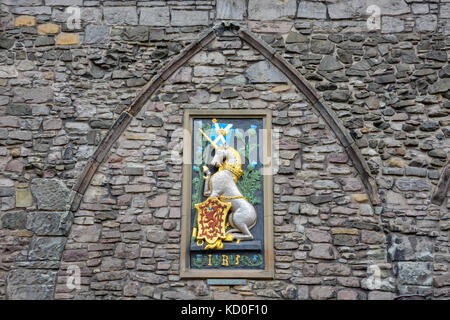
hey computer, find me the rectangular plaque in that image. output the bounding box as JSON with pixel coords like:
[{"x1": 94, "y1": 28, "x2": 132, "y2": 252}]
[{"x1": 180, "y1": 110, "x2": 273, "y2": 279}]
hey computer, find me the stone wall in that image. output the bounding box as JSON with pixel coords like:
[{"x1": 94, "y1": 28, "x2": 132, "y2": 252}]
[{"x1": 0, "y1": 0, "x2": 449, "y2": 300}]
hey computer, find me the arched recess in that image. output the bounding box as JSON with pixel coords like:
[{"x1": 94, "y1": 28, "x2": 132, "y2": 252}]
[{"x1": 69, "y1": 21, "x2": 380, "y2": 213}]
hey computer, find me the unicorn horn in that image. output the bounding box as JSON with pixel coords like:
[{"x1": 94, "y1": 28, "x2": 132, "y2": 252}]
[{"x1": 199, "y1": 128, "x2": 218, "y2": 150}]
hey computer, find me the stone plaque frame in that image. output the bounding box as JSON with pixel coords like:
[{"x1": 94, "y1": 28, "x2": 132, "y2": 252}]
[{"x1": 180, "y1": 109, "x2": 274, "y2": 279}]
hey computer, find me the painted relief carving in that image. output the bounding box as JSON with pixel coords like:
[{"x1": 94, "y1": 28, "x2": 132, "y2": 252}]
[
  {"x1": 192, "y1": 119, "x2": 258, "y2": 250},
  {"x1": 182, "y1": 110, "x2": 273, "y2": 277}
]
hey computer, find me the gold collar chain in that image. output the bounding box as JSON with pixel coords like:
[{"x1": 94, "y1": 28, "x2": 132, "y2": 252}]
[{"x1": 219, "y1": 162, "x2": 243, "y2": 182}]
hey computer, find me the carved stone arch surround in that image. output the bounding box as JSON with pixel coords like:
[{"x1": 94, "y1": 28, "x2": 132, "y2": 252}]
[{"x1": 69, "y1": 22, "x2": 380, "y2": 214}]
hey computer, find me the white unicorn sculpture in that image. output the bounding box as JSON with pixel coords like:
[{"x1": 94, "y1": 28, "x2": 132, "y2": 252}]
[{"x1": 199, "y1": 128, "x2": 257, "y2": 241}]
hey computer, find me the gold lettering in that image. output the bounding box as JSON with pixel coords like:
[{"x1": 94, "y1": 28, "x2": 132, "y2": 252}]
[
  {"x1": 235, "y1": 254, "x2": 240, "y2": 265},
  {"x1": 222, "y1": 255, "x2": 229, "y2": 266},
  {"x1": 208, "y1": 254, "x2": 212, "y2": 266}
]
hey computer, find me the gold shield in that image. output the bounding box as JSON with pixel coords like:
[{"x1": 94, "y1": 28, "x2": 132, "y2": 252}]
[{"x1": 194, "y1": 197, "x2": 232, "y2": 250}]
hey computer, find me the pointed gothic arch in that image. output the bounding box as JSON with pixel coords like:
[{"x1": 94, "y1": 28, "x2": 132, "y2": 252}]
[{"x1": 69, "y1": 21, "x2": 380, "y2": 213}]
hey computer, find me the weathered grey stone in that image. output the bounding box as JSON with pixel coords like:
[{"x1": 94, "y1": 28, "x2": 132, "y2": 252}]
[
  {"x1": 310, "y1": 286, "x2": 335, "y2": 300},
  {"x1": 45, "y1": 0, "x2": 83, "y2": 5},
  {"x1": 248, "y1": 0, "x2": 296, "y2": 20},
  {"x1": 5, "y1": 104, "x2": 32, "y2": 116},
  {"x1": 191, "y1": 52, "x2": 226, "y2": 65},
  {"x1": 317, "y1": 263, "x2": 351, "y2": 276},
  {"x1": 26, "y1": 212, "x2": 72, "y2": 236},
  {"x1": 297, "y1": 1, "x2": 327, "y2": 19},
  {"x1": 12, "y1": 87, "x2": 52, "y2": 103},
  {"x1": 415, "y1": 15, "x2": 437, "y2": 33},
  {"x1": 104, "y1": 7, "x2": 138, "y2": 26},
  {"x1": 30, "y1": 179, "x2": 70, "y2": 210},
  {"x1": 112, "y1": 70, "x2": 133, "y2": 79},
  {"x1": 142, "y1": 116, "x2": 163, "y2": 127},
  {"x1": 28, "y1": 236, "x2": 66, "y2": 261},
  {"x1": 395, "y1": 178, "x2": 431, "y2": 192},
  {"x1": 70, "y1": 224, "x2": 101, "y2": 243},
  {"x1": 382, "y1": 16, "x2": 404, "y2": 33},
  {"x1": 1, "y1": 211, "x2": 27, "y2": 229},
  {"x1": 311, "y1": 40, "x2": 334, "y2": 55},
  {"x1": 216, "y1": 0, "x2": 245, "y2": 20},
  {"x1": 396, "y1": 262, "x2": 432, "y2": 286},
  {"x1": 429, "y1": 78, "x2": 450, "y2": 94},
  {"x1": 122, "y1": 26, "x2": 149, "y2": 42},
  {"x1": 434, "y1": 273, "x2": 450, "y2": 288},
  {"x1": 168, "y1": 67, "x2": 192, "y2": 84},
  {"x1": 81, "y1": 7, "x2": 102, "y2": 24},
  {"x1": 132, "y1": 271, "x2": 166, "y2": 284},
  {"x1": 3, "y1": 0, "x2": 42, "y2": 4},
  {"x1": 387, "y1": 234, "x2": 433, "y2": 262},
  {"x1": 246, "y1": 61, "x2": 287, "y2": 83},
  {"x1": 328, "y1": 0, "x2": 409, "y2": 20},
  {"x1": 318, "y1": 56, "x2": 343, "y2": 72},
  {"x1": 305, "y1": 229, "x2": 331, "y2": 243},
  {"x1": 139, "y1": 7, "x2": 170, "y2": 26},
  {"x1": 147, "y1": 229, "x2": 168, "y2": 244},
  {"x1": 171, "y1": 10, "x2": 209, "y2": 26},
  {"x1": 114, "y1": 243, "x2": 140, "y2": 260},
  {"x1": 83, "y1": 25, "x2": 109, "y2": 44},
  {"x1": 11, "y1": 6, "x2": 51, "y2": 15},
  {"x1": 0, "y1": 66, "x2": 18, "y2": 78},
  {"x1": 7, "y1": 269, "x2": 57, "y2": 300},
  {"x1": 310, "y1": 244, "x2": 337, "y2": 260}
]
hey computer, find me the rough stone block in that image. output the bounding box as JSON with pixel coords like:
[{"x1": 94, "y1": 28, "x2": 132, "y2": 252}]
[
  {"x1": 1, "y1": 211, "x2": 27, "y2": 229},
  {"x1": 132, "y1": 271, "x2": 166, "y2": 284},
  {"x1": 11, "y1": 6, "x2": 51, "y2": 15},
  {"x1": 433, "y1": 273, "x2": 450, "y2": 288},
  {"x1": 147, "y1": 228, "x2": 168, "y2": 244},
  {"x1": 35, "y1": 35, "x2": 55, "y2": 47},
  {"x1": 297, "y1": 1, "x2": 327, "y2": 19},
  {"x1": 14, "y1": 15, "x2": 36, "y2": 27},
  {"x1": 26, "y1": 212, "x2": 71, "y2": 236},
  {"x1": 15, "y1": 188, "x2": 32, "y2": 208},
  {"x1": 368, "y1": 291, "x2": 395, "y2": 300},
  {"x1": 171, "y1": 10, "x2": 209, "y2": 26},
  {"x1": 12, "y1": 87, "x2": 53, "y2": 103},
  {"x1": 45, "y1": 0, "x2": 83, "y2": 5},
  {"x1": 246, "y1": 60, "x2": 287, "y2": 84},
  {"x1": 395, "y1": 178, "x2": 431, "y2": 192},
  {"x1": 30, "y1": 178, "x2": 70, "y2": 210},
  {"x1": 248, "y1": 0, "x2": 296, "y2": 20},
  {"x1": 148, "y1": 193, "x2": 168, "y2": 208},
  {"x1": 139, "y1": 7, "x2": 170, "y2": 26},
  {"x1": 83, "y1": 25, "x2": 109, "y2": 44},
  {"x1": 37, "y1": 23, "x2": 60, "y2": 34},
  {"x1": 415, "y1": 15, "x2": 437, "y2": 33},
  {"x1": 114, "y1": 243, "x2": 140, "y2": 259},
  {"x1": 7, "y1": 269, "x2": 57, "y2": 300},
  {"x1": 310, "y1": 286, "x2": 335, "y2": 300},
  {"x1": 309, "y1": 244, "x2": 337, "y2": 260},
  {"x1": 317, "y1": 263, "x2": 351, "y2": 276},
  {"x1": 122, "y1": 26, "x2": 149, "y2": 42},
  {"x1": 62, "y1": 249, "x2": 88, "y2": 262},
  {"x1": 104, "y1": 7, "x2": 138, "y2": 26},
  {"x1": 387, "y1": 234, "x2": 433, "y2": 262},
  {"x1": 328, "y1": 0, "x2": 409, "y2": 20},
  {"x1": 396, "y1": 262, "x2": 432, "y2": 286},
  {"x1": 56, "y1": 33, "x2": 79, "y2": 45},
  {"x1": 28, "y1": 236, "x2": 66, "y2": 260},
  {"x1": 382, "y1": 16, "x2": 404, "y2": 33},
  {"x1": 0, "y1": 66, "x2": 18, "y2": 78},
  {"x1": 70, "y1": 224, "x2": 101, "y2": 243},
  {"x1": 216, "y1": 0, "x2": 245, "y2": 20}
]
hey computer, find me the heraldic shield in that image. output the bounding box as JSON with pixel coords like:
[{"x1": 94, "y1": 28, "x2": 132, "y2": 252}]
[{"x1": 194, "y1": 197, "x2": 233, "y2": 250}]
